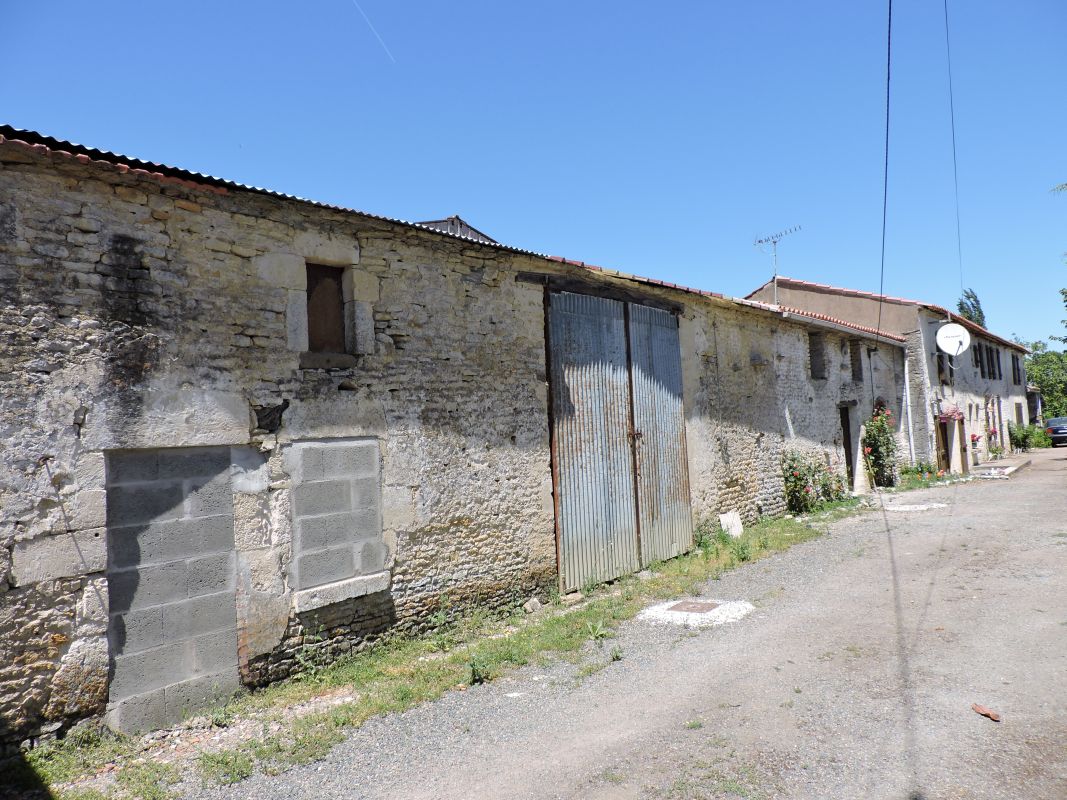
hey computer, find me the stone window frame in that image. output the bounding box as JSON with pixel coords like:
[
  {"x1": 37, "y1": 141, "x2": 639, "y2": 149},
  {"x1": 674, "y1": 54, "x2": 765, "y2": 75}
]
[
  {"x1": 293, "y1": 259, "x2": 375, "y2": 369},
  {"x1": 253, "y1": 232, "x2": 378, "y2": 370},
  {"x1": 848, "y1": 339, "x2": 864, "y2": 383}
]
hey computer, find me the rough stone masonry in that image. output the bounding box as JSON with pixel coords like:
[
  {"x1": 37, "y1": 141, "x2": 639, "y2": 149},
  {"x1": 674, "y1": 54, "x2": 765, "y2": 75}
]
[{"x1": 0, "y1": 129, "x2": 907, "y2": 742}]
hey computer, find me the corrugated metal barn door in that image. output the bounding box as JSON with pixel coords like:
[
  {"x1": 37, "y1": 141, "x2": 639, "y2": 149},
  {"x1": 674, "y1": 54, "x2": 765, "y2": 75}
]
[
  {"x1": 628, "y1": 304, "x2": 693, "y2": 563},
  {"x1": 548, "y1": 293, "x2": 640, "y2": 591},
  {"x1": 548, "y1": 291, "x2": 692, "y2": 592}
]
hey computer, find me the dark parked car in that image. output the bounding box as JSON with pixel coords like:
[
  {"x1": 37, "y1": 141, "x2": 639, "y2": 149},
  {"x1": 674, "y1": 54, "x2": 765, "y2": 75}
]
[{"x1": 1047, "y1": 417, "x2": 1067, "y2": 446}]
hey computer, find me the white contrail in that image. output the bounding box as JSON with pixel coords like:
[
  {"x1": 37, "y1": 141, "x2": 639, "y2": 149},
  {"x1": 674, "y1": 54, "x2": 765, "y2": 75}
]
[{"x1": 350, "y1": 0, "x2": 396, "y2": 63}]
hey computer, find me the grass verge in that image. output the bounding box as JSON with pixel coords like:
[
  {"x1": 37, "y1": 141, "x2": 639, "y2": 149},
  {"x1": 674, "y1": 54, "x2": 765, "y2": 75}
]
[{"x1": 12, "y1": 510, "x2": 846, "y2": 798}]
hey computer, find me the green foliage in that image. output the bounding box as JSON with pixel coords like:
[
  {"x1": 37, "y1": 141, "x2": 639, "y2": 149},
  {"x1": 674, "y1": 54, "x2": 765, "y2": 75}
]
[
  {"x1": 198, "y1": 749, "x2": 254, "y2": 786},
  {"x1": 468, "y1": 652, "x2": 493, "y2": 684},
  {"x1": 18, "y1": 725, "x2": 130, "y2": 787},
  {"x1": 782, "y1": 451, "x2": 847, "y2": 513},
  {"x1": 1008, "y1": 422, "x2": 1052, "y2": 451},
  {"x1": 115, "y1": 761, "x2": 180, "y2": 800},
  {"x1": 861, "y1": 407, "x2": 898, "y2": 487},
  {"x1": 1026, "y1": 345, "x2": 1067, "y2": 417},
  {"x1": 957, "y1": 288, "x2": 987, "y2": 328},
  {"x1": 730, "y1": 538, "x2": 752, "y2": 563}
]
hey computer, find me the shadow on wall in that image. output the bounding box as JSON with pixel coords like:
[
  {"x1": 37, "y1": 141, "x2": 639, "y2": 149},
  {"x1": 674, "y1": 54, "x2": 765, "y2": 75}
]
[{"x1": 0, "y1": 717, "x2": 54, "y2": 799}]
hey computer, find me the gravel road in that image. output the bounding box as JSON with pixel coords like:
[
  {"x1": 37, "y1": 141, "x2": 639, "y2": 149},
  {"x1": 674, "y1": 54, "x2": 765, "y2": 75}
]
[{"x1": 192, "y1": 447, "x2": 1067, "y2": 800}]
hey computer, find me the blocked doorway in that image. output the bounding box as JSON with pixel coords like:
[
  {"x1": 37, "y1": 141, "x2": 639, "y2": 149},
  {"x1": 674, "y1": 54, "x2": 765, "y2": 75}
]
[
  {"x1": 105, "y1": 447, "x2": 239, "y2": 733},
  {"x1": 547, "y1": 291, "x2": 693, "y2": 592}
]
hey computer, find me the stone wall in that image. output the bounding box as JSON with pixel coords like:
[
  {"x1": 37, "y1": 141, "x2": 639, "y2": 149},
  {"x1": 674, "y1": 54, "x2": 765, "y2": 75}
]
[
  {"x1": 0, "y1": 140, "x2": 556, "y2": 739},
  {"x1": 680, "y1": 301, "x2": 906, "y2": 523},
  {"x1": 0, "y1": 137, "x2": 906, "y2": 740}
]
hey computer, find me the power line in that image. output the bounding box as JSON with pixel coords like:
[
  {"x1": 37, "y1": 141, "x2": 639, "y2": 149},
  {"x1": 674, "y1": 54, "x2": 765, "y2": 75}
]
[
  {"x1": 874, "y1": 0, "x2": 893, "y2": 344},
  {"x1": 943, "y1": 0, "x2": 968, "y2": 294}
]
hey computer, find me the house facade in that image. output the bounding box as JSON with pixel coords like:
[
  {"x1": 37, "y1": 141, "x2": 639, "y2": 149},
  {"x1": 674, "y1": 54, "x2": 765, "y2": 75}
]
[
  {"x1": 1, "y1": 127, "x2": 905, "y2": 742},
  {"x1": 748, "y1": 277, "x2": 1030, "y2": 471}
]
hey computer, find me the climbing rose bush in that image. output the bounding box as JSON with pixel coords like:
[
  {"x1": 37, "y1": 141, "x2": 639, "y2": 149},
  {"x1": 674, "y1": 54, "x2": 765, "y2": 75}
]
[
  {"x1": 862, "y1": 407, "x2": 898, "y2": 487},
  {"x1": 782, "y1": 451, "x2": 847, "y2": 513}
]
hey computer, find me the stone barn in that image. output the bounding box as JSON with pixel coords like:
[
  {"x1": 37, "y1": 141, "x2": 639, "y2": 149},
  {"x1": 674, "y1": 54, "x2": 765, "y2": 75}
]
[{"x1": 0, "y1": 127, "x2": 906, "y2": 741}]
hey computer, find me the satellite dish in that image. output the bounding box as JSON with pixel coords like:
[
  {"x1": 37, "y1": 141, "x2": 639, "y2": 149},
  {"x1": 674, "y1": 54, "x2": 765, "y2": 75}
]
[{"x1": 936, "y1": 322, "x2": 971, "y2": 356}]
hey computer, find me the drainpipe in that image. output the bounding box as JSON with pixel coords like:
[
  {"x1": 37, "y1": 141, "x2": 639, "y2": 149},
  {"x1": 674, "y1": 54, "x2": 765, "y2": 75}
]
[{"x1": 903, "y1": 356, "x2": 916, "y2": 466}]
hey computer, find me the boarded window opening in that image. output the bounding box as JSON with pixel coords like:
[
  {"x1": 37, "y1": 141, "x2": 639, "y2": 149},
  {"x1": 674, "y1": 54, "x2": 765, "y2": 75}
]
[
  {"x1": 849, "y1": 340, "x2": 864, "y2": 382},
  {"x1": 808, "y1": 332, "x2": 826, "y2": 380},
  {"x1": 306, "y1": 264, "x2": 346, "y2": 353}
]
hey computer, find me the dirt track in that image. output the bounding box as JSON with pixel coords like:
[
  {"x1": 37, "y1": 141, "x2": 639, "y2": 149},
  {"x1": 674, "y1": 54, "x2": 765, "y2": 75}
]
[{"x1": 196, "y1": 448, "x2": 1067, "y2": 800}]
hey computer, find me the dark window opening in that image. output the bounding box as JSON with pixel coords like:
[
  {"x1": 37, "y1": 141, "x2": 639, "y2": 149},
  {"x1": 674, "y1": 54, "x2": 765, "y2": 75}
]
[
  {"x1": 936, "y1": 352, "x2": 953, "y2": 386},
  {"x1": 808, "y1": 332, "x2": 826, "y2": 380},
  {"x1": 994, "y1": 348, "x2": 1002, "y2": 380},
  {"x1": 849, "y1": 340, "x2": 864, "y2": 382},
  {"x1": 977, "y1": 344, "x2": 986, "y2": 378},
  {"x1": 306, "y1": 264, "x2": 346, "y2": 353}
]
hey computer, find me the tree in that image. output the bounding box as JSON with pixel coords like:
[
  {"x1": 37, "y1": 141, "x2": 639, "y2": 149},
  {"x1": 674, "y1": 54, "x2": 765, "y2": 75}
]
[
  {"x1": 1026, "y1": 345, "x2": 1067, "y2": 418},
  {"x1": 957, "y1": 288, "x2": 987, "y2": 328}
]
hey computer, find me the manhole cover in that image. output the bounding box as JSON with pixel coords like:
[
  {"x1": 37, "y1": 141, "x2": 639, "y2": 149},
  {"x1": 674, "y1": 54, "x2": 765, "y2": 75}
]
[
  {"x1": 669, "y1": 600, "x2": 720, "y2": 613},
  {"x1": 638, "y1": 599, "x2": 755, "y2": 627}
]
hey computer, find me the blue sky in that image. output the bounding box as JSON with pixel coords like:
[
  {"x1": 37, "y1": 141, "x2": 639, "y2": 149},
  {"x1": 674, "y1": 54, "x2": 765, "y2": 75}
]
[{"x1": 3, "y1": 1, "x2": 1064, "y2": 343}]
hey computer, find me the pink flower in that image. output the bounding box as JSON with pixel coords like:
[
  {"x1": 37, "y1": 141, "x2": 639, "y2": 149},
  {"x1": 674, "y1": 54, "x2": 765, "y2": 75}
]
[
  {"x1": 804, "y1": 486, "x2": 813, "y2": 493},
  {"x1": 863, "y1": 446, "x2": 872, "y2": 455}
]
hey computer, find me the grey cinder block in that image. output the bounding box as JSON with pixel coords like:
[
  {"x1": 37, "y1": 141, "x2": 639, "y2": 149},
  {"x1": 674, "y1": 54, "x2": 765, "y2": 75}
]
[
  {"x1": 298, "y1": 512, "x2": 357, "y2": 552},
  {"x1": 351, "y1": 476, "x2": 380, "y2": 513},
  {"x1": 108, "y1": 560, "x2": 188, "y2": 613},
  {"x1": 185, "y1": 473, "x2": 233, "y2": 518},
  {"x1": 299, "y1": 447, "x2": 325, "y2": 482},
  {"x1": 189, "y1": 514, "x2": 235, "y2": 555},
  {"x1": 109, "y1": 606, "x2": 164, "y2": 655},
  {"x1": 109, "y1": 641, "x2": 190, "y2": 700},
  {"x1": 106, "y1": 451, "x2": 159, "y2": 485},
  {"x1": 106, "y1": 688, "x2": 166, "y2": 734},
  {"x1": 322, "y1": 443, "x2": 378, "y2": 478},
  {"x1": 359, "y1": 540, "x2": 387, "y2": 574},
  {"x1": 191, "y1": 627, "x2": 238, "y2": 674},
  {"x1": 163, "y1": 668, "x2": 240, "y2": 725},
  {"x1": 162, "y1": 591, "x2": 236, "y2": 642},
  {"x1": 107, "y1": 483, "x2": 184, "y2": 527},
  {"x1": 293, "y1": 480, "x2": 351, "y2": 516},
  {"x1": 157, "y1": 448, "x2": 231, "y2": 480},
  {"x1": 186, "y1": 551, "x2": 234, "y2": 597},
  {"x1": 296, "y1": 546, "x2": 354, "y2": 589}
]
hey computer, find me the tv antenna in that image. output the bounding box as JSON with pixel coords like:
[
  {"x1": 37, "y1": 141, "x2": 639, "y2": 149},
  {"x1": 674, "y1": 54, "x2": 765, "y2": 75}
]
[{"x1": 754, "y1": 225, "x2": 801, "y2": 305}]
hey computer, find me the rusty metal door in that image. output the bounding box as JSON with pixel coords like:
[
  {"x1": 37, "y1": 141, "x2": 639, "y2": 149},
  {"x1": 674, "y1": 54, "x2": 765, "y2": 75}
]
[
  {"x1": 548, "y1": 292, "x2": 692, "y2": 592},
  {"x1": 627, "y1": 304, "x2": 693, "y2": 564}
]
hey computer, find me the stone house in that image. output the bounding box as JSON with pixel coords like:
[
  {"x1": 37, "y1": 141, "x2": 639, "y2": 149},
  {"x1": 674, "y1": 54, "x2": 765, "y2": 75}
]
[
  {"x1": 0, "y1": 126, "x2": 905, "y2": 742},
  {"x1": 748, "y1": 276, "x2": 1030, "y2": 471}
]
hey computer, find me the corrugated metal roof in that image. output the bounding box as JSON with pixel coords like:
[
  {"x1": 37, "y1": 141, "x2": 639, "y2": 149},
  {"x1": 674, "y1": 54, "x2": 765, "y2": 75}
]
[
  {"x1": 0, "y1": 124, "x2": 904, "y2": 346},
  {"x1": 415, "y1": 215, "x2": 497, "y2": 244}
]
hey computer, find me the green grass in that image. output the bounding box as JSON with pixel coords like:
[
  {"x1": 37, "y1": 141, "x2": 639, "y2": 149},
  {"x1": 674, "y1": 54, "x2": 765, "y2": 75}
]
[
  {"x1": 894, "y1": 472, "x2": 954, "y2": 491},
  {"x1": 14, "y1": 509, "x2": 845, "y2": 796},
  {"x1": 198, "y1": 749, "x2": 254, "y2": 786},
  {"x1": 9, "y1": 725, "x2": 130, "y2": 789},
  {"x1": 114, "y1": 761, "x2": 180, "y2": 800}
]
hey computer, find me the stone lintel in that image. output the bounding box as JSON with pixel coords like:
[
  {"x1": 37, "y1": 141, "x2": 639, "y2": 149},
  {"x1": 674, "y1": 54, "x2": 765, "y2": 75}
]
[{"x1": 291, "y1": 571, "x2": 389, "y2": 613}]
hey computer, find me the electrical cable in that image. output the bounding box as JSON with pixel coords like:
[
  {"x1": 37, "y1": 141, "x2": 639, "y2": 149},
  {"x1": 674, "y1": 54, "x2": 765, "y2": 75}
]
[{"x1": 943, "y1": 0, "x2": 965, "y2": 294}]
